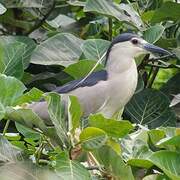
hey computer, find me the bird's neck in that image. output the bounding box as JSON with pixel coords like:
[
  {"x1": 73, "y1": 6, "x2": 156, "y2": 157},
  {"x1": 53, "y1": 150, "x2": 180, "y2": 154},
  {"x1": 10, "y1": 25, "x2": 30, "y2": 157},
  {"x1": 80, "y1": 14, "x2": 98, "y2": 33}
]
[{"x1": 106, "y1": 48, "x2": 137, "y2": 77}]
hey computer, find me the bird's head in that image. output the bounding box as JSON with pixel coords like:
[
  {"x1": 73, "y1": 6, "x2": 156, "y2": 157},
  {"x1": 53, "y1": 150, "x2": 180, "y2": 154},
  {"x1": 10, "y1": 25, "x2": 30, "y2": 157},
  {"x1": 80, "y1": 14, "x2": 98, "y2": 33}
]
[{"x1": 106, "y1": 33, "x2": 172, "y2": 66}]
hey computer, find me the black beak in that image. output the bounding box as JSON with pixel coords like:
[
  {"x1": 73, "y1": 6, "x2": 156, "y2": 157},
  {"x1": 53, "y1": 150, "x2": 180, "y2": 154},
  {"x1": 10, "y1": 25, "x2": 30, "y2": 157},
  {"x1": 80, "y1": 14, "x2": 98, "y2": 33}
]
[{"x1": 143, "y1": 43, "x2": 172, "y2": 56}]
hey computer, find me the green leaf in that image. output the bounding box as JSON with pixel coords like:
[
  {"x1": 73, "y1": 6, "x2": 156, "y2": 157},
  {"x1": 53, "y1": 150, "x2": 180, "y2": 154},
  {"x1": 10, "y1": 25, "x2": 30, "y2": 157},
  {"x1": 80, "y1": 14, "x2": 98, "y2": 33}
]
[
  {"x1": 0, "y1": 102, "x2": 5, "y2": 120},
  {"x1": 15, "y1": 122, "x2": 40, "y2": 140},
  {"x1": 173, "y1": 48, "x2": 180, "y2": 60},
  {"x1": 151, "y1": 2, "x2": 180, "y2": 23},
  {"x1": 143, "y1": 174, "x2": 171, "y2": 180},
  {"x1": 6, "y1": 107, "x2": 47, "y2": 132},
  {"x1": 81, "y1": 39, "x2": 110, "y2": 60},
  {"x1": 156, "y1": 135, "x2": 180, "y2": 147},
  {"x1": 89, "y1": 114, "x2": 133, "y2": 138},
  {"x1": 135, "y1": 74, "x2": 144, "y2": 94},
  {"x1": 0, "y1": 3, "x2": 6, "y2": 15},
  {"x1": 0, "y1": 36, "x2": 36, "y2": 69},
  {"x1": 84, "y1": 0, "x2": 142, "y2": 28},
  {"x1": 144, "y1": 25, "x2": 165, "y2": 43},
  {"x1": 68, "y1": 96, "x2": 82, "y2": 133},
  {"x1": 46, "y1": 92, "x2": 69, "y2": 147},
  {"x1": 1, "y1": 0, "x2": 48, "y2": 8},
  {"x1": 0, "y1": 74, "x2": 26, "y2": 106},
  {"x1": 161, "y1": 73, "x2": 180, "y2": 100},
  {"x1": 80, "y1": 127, "x2": 108, "y2": 150},
  {"x1": 31, "y1": 33, "x2": 83, "y2": 67},
  {"x1": 67, "y1": 1, "x2": 86, "y2": 7},
  {"x1": 0, "y1": 42, "x2": 26, "y2": 79},
  {"x1": 0, "y1": 135, "x2": 21, "y2": 163},
  {"x1": 126, "y1": 143, "x2": 153, "y2": 168},
  {"x1": 46, "y1": 14, "x2": 76, "y2": 29},
  {"x1": 55, "y1": 152, "x2": 91, "y2": 180},
  {"x1": 15, "y1": 88, "x2": 43, "y2": 105},
  {"x1": 149, "y1": 151, "x2": 180, "y2": 180},
  {"x1": 64, "y1": 60, "x2": 104, "y2": 79},
  {"x1": 141, "y1": 10, "x2": 154, "y2": 22},
  {"x1": 93, "y1": 145, "x2": 134, "y2": 180},
  {"x1": 148, "y1": 129, "x2": 165, "y2": 145},
  {"x1": 125, "y1": 89, "x2": 176, "y2": 128},
  {"x1": 5, "y1": 133, "x2": 21, "y2": 141},
  {"x1": 121, "y1": 129, "x2": 153, "y2": 169}
]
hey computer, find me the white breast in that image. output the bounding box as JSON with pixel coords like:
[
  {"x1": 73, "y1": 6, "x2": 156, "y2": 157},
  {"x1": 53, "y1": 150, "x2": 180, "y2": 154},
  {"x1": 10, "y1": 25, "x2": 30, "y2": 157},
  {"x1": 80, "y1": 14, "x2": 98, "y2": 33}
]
[{"x1": 99, "y1": 62, "x2": 138, "y2": 118}]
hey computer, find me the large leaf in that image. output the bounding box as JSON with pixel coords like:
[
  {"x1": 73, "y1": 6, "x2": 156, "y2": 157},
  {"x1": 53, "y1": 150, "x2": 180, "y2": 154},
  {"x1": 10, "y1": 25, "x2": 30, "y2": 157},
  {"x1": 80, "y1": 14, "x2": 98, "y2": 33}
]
[
  {"x1": 55, "y1": 152, "x2": 91, "y2": 180},
  {"x1": 149, "y1": 151, "x2": 180, "y2": 180},
  {"x1": 64, "y1": 60, "x2": 103, "y2": 79},
  {"x1": 15, "y1": 87, "x2": 43, "y2": 105},
  {"x1": 46, "y1": 92, "x2": 69, "y2": 147},
  {"x1": 0, "y1": 102, "x2": 5, "y2": 120},
  {"x1": 121, "y1": 129, "x2": 153, "y2": 169},
  {"x1": 84, "y1": 0, "x2": 142, "y2": 28},
  {"x1": 81, "y1": 39, "x2": 110, "y2": 61},
  {"x1": 0, "y1": 162, "x2": 60, "y2": 180},
  {"x1": 151, "y1": 2, "x2": 180, "y2": 23},
  {"x1": 93, "y1": 145, "x2": 134, "y2": 180},
  {"x1": 89, "y1": 114, "x2": 133, "y2": 138},
  {"x1": 125, "y1": 89, "x2": 176, "y2": 128},
  {"x1": 15, "y1": 122, "x2": 40, "y2": 140},
  {"x1": 80, "y1": 127, "x2": 108, "y2": 150},
  {"x1": 126, "y1": 143, "x2": 153, "y2": 168},
  {"x1": 0, "y1": 135, "x2": 22, "y2": 164},
  {"x1": 161, "y1": 73, "x2": 180, "y2": 100},
  {"x1": 0, "y1": 41, "x2": 26, "y2": 79},
  {"x1": 46, "y1": 14, "x2": 76, "y2": 29},
  {"x1": 31, "y1": 33, "x2": 83, "y2": 66},
  {"x1": 0, "y1": 74, "x2": 26, "y2": 107},
  {"x1": 1, "y1": 36, "x2": 36, "y2": 69},
  {"x1": 0, "y1": 3, "x2": 6, "y2": 15},
  {"x1": 143, "y1": 25, "x2": 165, "y2": 43},
  {"x1": 1, "y1": 0, "x2": 49, "y2": 8},
  {"x1": 68, "y1": 96, "x2": 82, "y2": 133},
  {"x1": 156, "y1": 135, "x2": 180, "y2": 148},
  {"x1": 6, "y1": 107, "x2": 47, "y2": 132},
  {"x1": 148, "y1": 129, "x2": 165, "y2": 145},
  {"x1": 135, "y1": 74, "x2": 144, "y2": 94}
]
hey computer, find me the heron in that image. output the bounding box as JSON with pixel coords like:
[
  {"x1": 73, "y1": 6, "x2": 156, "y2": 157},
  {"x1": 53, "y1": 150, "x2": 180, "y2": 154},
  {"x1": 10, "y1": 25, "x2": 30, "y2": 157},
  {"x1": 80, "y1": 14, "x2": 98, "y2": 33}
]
[{"x1": 29, "y1": 33, "x2": 172, "y2": 122}]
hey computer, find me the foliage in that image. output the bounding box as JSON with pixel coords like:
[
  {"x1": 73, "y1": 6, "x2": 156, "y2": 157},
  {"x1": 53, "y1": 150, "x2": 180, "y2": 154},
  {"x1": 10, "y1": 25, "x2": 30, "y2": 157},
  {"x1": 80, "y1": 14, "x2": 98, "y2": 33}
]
[{"x1": 0, "y1": 0, "x2": 180, "y2": 179}]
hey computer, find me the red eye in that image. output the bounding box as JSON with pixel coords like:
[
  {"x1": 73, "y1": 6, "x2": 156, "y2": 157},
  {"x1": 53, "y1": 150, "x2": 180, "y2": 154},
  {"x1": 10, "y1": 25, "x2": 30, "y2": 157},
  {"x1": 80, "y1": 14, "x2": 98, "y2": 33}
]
[{"x1": 131, "y1": 38, "x2": 138, "y2": 45}]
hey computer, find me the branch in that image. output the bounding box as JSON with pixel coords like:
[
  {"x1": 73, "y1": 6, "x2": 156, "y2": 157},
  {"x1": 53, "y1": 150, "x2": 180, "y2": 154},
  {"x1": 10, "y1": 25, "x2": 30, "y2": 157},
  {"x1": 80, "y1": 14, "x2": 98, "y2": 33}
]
[
  {"x1": 146, "y1": 63, "x2": 179, "y2": 69},
  {"x1": 148, "y1": 54, "x2": 176, "y2": 62},
  {"x1": 147, "y1": 65, "x2": 159, "y2": 88},
  {"x1": 108, "y1": 18, "x2": 112, "y2": 41},
  {"x1": 86, "y1": 166, "x2": 101, "y2": 171},
  {"x1": 24, "y1": 1, "x2": 55, "y2": 35}
]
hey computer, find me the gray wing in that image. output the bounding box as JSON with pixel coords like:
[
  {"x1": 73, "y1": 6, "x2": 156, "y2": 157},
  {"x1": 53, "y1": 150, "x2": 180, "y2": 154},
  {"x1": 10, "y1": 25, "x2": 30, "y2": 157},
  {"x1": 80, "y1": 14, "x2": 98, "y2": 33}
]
[{"x1": 54, "y1": 70, "x2": 108, "y2": 94}]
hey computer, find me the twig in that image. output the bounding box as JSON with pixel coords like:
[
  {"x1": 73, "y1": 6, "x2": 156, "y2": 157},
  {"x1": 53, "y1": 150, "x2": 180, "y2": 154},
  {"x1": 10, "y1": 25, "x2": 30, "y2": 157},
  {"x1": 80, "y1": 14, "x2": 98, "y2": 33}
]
[
  {"x1": 24, "y1": 1, "x2": 55, "y2": 35},
  {"x1": 146, "y1": 63, "x2": 179, "y2": 69},
  {"x1": 108, "y1": 18, "x2": 112, "y2": 41},
  {"x1": 147, "y1": 66, "x2": 159, "y2": 88},
  {"x1": 147, "y1": 65, "x2": 153, "y2": 82},
  {"x1": 86, "y1": 166, "x2": 101, "y2": 171},
  {"x1": 88, "y1": 152, "x2": 100, "y2": 167},
  {"x1": 148, "y1": 54, "x2": 176, "y2": 62}
]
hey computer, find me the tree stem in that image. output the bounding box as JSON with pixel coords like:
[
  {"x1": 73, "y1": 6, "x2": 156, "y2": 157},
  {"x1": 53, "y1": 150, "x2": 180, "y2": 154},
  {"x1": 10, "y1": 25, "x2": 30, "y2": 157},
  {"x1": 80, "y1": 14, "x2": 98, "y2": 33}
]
[
  {"x1": 147, "y1": 66, "x2": 159, "y2": 88},
  {"x1": 108, "y1": 18, "x2": 112, "y2": 41}
]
